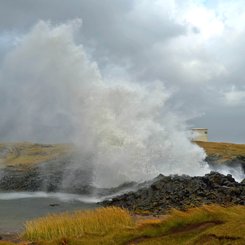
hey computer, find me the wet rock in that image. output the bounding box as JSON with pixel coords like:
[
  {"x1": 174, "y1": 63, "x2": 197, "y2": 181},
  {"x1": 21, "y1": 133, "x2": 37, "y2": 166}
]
[
  {"x1": 0, "y1": 156, "x2": 93, "y2": 194},
  {"x1": 206, "y1": 155, "x2": 245, "y2": 173},
  {"x1": 102, "y1": 172, "x2": 245, "y2": 214},
  {"x1": 49, "y1": 203, "x2": 59, "y2": 207}
]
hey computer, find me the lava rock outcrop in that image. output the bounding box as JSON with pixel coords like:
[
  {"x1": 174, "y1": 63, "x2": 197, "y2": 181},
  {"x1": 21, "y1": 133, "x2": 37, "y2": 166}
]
[{"x1": 102, "y1": 172, "x2": 245, "y2": 214}]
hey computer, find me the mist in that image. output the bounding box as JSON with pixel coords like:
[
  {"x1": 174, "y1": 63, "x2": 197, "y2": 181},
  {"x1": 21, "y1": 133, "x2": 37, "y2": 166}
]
[{"x1": 0, "y1": 20, "x2": 211, "y2": 187}]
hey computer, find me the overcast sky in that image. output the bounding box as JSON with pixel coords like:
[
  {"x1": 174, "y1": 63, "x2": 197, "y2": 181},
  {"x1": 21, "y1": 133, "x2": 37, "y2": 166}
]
[{"x1": 0, "y1": 0, "x2": 244, "y2": 143}]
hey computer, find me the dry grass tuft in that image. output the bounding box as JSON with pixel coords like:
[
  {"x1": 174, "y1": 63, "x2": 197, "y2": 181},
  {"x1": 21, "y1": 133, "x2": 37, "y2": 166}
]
[
  {"x1": 160, "y1": 204, "x2": 228, "y2": 232},
  {"x1": 22, "y1": 207, "x2": 134, "y2": 242}
]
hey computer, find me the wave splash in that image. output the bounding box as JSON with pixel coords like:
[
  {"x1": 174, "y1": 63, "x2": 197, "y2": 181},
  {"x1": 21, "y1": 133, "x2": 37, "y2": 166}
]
[{"x1": 0, "y1": 20, "x2": 209, "y2": 187}]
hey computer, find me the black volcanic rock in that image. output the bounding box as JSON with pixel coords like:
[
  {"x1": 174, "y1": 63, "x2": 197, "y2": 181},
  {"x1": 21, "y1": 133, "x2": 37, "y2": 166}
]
[
  {"x1": 102, "y1": 172, "x2": 245, "y2": 214},
  {"x1": 0, "y1": 156, "x2": 93, "y2": 193}
]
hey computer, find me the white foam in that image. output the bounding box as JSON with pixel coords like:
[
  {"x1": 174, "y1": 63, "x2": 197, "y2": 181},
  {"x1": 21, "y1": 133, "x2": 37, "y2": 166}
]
[
  {"x1": 0, "y1": 20, "x2": 212, "y2": 188},
  {"x1": 0, "y1": 192, "x2": 101, "y2": 203}
]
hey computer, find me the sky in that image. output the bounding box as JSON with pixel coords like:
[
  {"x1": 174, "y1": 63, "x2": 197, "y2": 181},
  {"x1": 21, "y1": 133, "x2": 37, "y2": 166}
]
[{"x1": 0, "y1": 0, "x2": 244, "y2": 143}]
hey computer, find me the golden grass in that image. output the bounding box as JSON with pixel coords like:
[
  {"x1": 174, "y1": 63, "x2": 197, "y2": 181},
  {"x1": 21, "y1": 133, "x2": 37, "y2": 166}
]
[
  {"x1": 0, "y1": 142, "x2": 73, "y2": 166},
  {"x1": 20, "y1": 205, "x2": 245, "y2": 244},
  {"x1": 22, "y1": 207, "x2": 134, "y2": 242},
  {"x1": 136, "y1": 205, "x2": 245, "y2": 245},
  {"x1": 195, "y1": 141, "x2": 245, "y2": 160},
  {"x1": 160, "y1": 204, "x2": 227, "y2": 231}
]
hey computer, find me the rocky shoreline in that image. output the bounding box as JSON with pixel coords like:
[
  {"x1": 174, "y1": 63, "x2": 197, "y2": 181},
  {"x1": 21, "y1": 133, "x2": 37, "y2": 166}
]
[
  {"x1": 0, "y1": 155, "x2": 244, "y2": 194},
  {"x1": 0, "y1": 141, "x2": 244, "y2": 194},
  {"x1": 102, "y1": 172, "x2": 245, "y2": 214},
  {"x1": 0, "y1": 159, "x2": 139, "y2": 197},
  {"x1": 0, "y1": 142, "x2": 244, "y2": 215}
]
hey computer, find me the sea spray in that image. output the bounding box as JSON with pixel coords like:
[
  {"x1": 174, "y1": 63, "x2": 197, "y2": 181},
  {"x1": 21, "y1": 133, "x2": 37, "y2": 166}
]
[
  {"x1": 0, "y1": 20, "x2": 209, "y2": 188},
  {"x1": 210, "y1": 164, "x2": 244, "y2": 182},
  {"x1": 0, "y1": 192, "x2": 100, "y2": 203}
]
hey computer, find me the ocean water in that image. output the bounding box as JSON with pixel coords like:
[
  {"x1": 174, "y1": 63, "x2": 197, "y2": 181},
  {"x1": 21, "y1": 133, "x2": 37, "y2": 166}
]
[{"x1": 0, "y1": 192, "x2": 99, "y2": 233}]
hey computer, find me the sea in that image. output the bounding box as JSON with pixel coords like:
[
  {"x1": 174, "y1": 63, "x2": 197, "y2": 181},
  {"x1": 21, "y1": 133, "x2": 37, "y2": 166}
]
[{"x1": 0, "y1": 192, "x2": 99, "y2": 233}]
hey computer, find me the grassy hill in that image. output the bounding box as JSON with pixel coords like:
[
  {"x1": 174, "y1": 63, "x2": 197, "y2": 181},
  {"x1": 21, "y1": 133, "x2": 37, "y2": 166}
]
[
  {"x1": 196, "y1": 141, "x2": 245, "y2": 160},
  {"x1": 0, "y1": 141, "x2": 244, "y2": 167},
  {"x1": 0, "y1": 142, "x2": 73, "y2": 167},
  {"x1": 2, "y1": 205, "x2": 245, "y2": 244}
]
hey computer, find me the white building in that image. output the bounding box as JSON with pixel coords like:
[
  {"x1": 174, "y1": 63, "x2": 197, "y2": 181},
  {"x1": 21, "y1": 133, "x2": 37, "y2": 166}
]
[{"x1": 192, "y1": 128, "x2": 208, "y2": 142}]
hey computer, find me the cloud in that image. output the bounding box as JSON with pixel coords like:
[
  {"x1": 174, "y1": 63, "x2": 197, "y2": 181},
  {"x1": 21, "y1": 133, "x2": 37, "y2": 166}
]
[
  {"x1": 0, "y1": 0, "x2": 244, "y2": 142},
  {"x1": 222, "y1": 86, "x2": 245, "y2": 106}
]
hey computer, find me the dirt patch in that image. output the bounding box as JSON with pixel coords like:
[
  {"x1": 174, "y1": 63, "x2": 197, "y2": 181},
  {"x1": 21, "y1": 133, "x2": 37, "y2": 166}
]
[
  {"x1": 126, "y1": 221, "x2": 222, "y2": 245},
  {"x1": 196, "y1": 233, "x2": 242, "y2": 244},
  {"x1": 170, "y1": 220, "x2": 223, "y2": 234}
]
